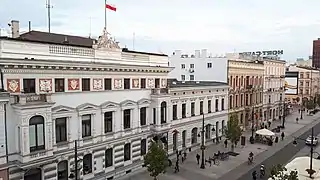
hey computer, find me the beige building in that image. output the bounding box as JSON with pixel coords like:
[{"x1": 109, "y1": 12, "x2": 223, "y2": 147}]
[
  {"x1": 228, "y1": 57, "x2": 264, "y2": 130},
  {"x1": 286, "y1": 65, "x2": 320, "y2": 103},
  {"x1": 263, "y1": 59, "x2": 286, "y2": 122}
]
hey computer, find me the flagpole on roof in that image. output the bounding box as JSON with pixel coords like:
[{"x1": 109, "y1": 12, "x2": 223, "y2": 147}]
[{"x1": 104, "y1": 0, "x2": 107, "y2": 30}]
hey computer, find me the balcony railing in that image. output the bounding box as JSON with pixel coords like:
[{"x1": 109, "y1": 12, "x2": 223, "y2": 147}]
[
  {"x1": 12, "y1": 93, "x2": 52, "y2": 105},
  {"x1": 151, "y1": 88, "x2": 169, "y2": 95}
]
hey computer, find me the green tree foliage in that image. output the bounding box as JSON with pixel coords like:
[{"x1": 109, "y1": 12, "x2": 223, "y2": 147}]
[
  {"x1": 225, "y1": 113, "x2": 242, "y2": 152},
  {"x1": 316, "y1": 94, "x2": 320, "y2": 107},
  {"x1": 269, "y1": 164, "x2": 299, "y2": 180},
  {"x1": 306, "y1": 99, "x2": 316, "y2": 110},
  {"x1": 144, "y1": 141, "x2": 168, "y2": 180}
]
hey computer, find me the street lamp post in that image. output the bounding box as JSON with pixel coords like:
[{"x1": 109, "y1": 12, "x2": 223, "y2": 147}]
[
  {"x1": 69, "y1": 140, "x2": 82, "y2": 180},
  {"x1": 293, "y1": 127, "x2": 318, "y2": 178},
  {"x1": 199, "y1": 114, "x2": 216, "y2": 169},
  {"x1": 251, "y1": 106, "x2": 255, "y2": 138},
  {"x1": 282, "y1": 102, "x2": 286, "y2": 128},
  {"x1": 200, "y1": 114, "x2": 206, "y2": 169}
]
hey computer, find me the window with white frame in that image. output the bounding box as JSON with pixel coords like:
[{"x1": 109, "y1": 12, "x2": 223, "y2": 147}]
[
  {"x1": 104, "y1": 112, "x2": 113, "y2": 133},
  {"x1": 123, "y1": 109, "x2": 131, "y2": 129},
  {"x1": 82, "y1": 115, "x2": 91, "y2": 138},
  {"x1": 56, "y1": 117, "x2": 67, "y2": 143}
]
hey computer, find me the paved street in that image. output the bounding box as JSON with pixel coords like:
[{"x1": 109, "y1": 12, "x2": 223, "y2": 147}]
[
  {"x1": 224, "y1": 117, "x2": 320, "y2": 180},
  {"x1": 120, "y1": 111, "x2": 320, "y2": 180}
]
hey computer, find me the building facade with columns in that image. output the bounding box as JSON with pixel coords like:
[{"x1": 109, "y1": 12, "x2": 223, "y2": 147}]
[
  {"x1": 263, "y1": 59, "x2": 286, "y2": 122},
  {"x1": 165, "y1": 80, "x2": 228, "y2": 155},
  {"x1": 227, "y1": 54, "x2": 264, "y2": 130},
  {"x1": 0, "y1": 23, "x2": 230, "y2": 180},
  {"x1": 0, "y1": 27, "x2": 173, "y2": 180}
]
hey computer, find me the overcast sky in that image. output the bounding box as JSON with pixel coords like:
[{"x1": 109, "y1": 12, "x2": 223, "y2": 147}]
[{"x1": 1, "y1": 0, "x2": 320, "y2": 62}]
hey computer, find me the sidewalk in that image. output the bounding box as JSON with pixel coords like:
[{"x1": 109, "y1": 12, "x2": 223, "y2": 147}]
[{"x1": 120, "y1": 111, "x2": 320, "y2": 180}]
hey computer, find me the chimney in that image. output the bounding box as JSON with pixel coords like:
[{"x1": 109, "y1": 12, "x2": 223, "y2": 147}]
[
  {"x1": 11, "y1": 20, "x2": 20, "y2": 38},
  {"x1": 195, "y1": 50, "x2": 200, "y2": 58},
  {"x1": 174, "y1": 50, "x2": 181, "y2": 57},
  {"x1": 201, "y1": 49, "x2": 207, "y2": 58}
]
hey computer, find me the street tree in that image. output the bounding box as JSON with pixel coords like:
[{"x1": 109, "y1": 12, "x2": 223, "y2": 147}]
[
  {"x1": 306, "y1": 99, "x2": 316, "y2": 111},
  {"x1": 316, "y1": 94, "x2": 320, "y2": 107},
  {"x1": 225, "y1": 113, "x2": 242, "y2": 152},
  {"x1": 269, "y1": 164, "x2": 298, "y2": 180},
  {"x1": 144, "y1": 141, "x2": 168, "y2": 180}
]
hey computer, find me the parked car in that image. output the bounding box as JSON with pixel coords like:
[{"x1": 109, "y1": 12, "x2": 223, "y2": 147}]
[{"x1": 305, "y1": 136, "x2": 318, "y2": 146}]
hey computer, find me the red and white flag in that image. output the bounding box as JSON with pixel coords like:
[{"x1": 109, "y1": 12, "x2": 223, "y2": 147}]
[{"x1": 106, "y1": 4, "x2": 116, "y2": 11}]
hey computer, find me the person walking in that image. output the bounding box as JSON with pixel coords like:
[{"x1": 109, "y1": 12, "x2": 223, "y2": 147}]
[
  {"x1": 174, "y1": 160, "x2": 180, "y2": 173},
  {"x1": 196, "y1": 154, "x2": 200, "y2": 164},
  {"x1": 268, "y1": 121, "x2": 271, "y2": 128},
  {"x1": 281, "y1": 132, "x2": 285, "y2": 141},
  {"x1": 296, "y1": 117, "x2": 299, "y2": 124},
  {"x1": 224, "y1": 139, "x2": 228, "y2": 148}
]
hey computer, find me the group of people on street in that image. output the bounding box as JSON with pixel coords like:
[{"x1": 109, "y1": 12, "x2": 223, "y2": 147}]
[
  {"x1": 173, "y1": 150, "x2": 187, "y2": 173},
  {"x1": 251, "y1": 164, "x2": 265, "y2": 180}
]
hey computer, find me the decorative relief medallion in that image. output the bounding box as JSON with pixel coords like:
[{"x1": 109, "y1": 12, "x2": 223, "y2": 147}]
[
  {"x1": 39, "y1": 79, "x2": 52, "y2": 92},
  {"x1": 147, "y1": 78, "x2": 155, "y2": 88},
  {"x1": 68, "y1": 79, "x2": 80, "y2": 91},
  {"x1": 7, "y1": 79, "x2": 20, "y2": 93},
  {"x1": 132, "y1": 79, "x2": 139, "y2": 88},
  {"x1": 93, "y1": 79, "x2": 103, "y2": 90},
  {"x1": 161, "y1": 79, "x2": 167, "y2": 88},
  {"x1": 114, "y1": 79, "x2": 122, "y2": 89}
]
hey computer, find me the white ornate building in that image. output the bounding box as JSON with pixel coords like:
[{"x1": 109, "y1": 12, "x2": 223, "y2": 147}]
[
  {"x1": 0, "y1": 21, "x2": 229, "y2": 180},
  {"x1": 263, "y1": 59, "x2": 286, "y2": 122}
]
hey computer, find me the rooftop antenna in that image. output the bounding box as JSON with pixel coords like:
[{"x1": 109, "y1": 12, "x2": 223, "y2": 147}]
[
  {"x1": 46, "y1": 0, "x2": 53, "y2": 33},
  {"x1": 89, "y1": 17, "x2": 92, "y2": 38},
  {"x1": 133, "y1": 32, "x2": 135, "y2": 50}
]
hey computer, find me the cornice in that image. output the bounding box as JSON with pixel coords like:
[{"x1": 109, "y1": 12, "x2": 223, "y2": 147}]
[{"x1": 0, "y1": 58, "x2": 173, "y2": 74}]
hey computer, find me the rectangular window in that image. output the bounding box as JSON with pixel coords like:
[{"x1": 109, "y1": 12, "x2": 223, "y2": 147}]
[
  {"x1": 23, "y1": 79, "x2": 36, "y2": 93},
  {"x1": 215, "y1": 99, "x2": 219, "y2": 111},
  {"x1": 181, "y1": 75, "x2": 185, "y2": 81},
  {"x1": 200, "y1": 101, "x2": 203, "y2": 115},
  {"x1": 181, "y1": 64, "x2": 185, "y2": 69},
  {"x1": 82, "y1": 115, "x2": 91, "y2": 137},
  {"x1": 208, "y1": 100, "x2": 211, "y2": 113},
  {"x1": 124, "y1": 143, "x2": 131, "y2": 161},
  {"x1": 190, "y1": 75, "x2": 195, "y2": 81},
  {"x1": 105, "y1": 148, "x2": 113, "y2": 167},
  {"x1": 82, "y1": 78, "x2": 90, "y2": 91},
  {"x1": 172, "y1": 105, "x2": 177, "y2": 120},
  {"x1": 191, "y1": 102, "x2": 195, "y2": 116},
  {"x1": 55, "y1": 78, "x2": 65, "y2": 92},
  {"x1": 29, "y1": 118, "x2": 45, "y2": 152},
  {"x1": 141, "y1": 78, "x2": 146, "y2": 88},
  {"x1": 182, "y1": 103, "x2": 186, "y2": 118},
  {"x1": 221, "y1": 98, "x2": 225, "y2": 110},
  {"x1": 140, "y1": 107, "x2": 147, "y2": 126},
  {"x1": 56, "y1": 117, "x2": 67, "y2": 143},
  {"x1": 207, "y1": 63, "x2": 212, "y2": 68},
  {"x1": 123, "y1": 109, "x2": 131, "y2": 129},
  {"x1": 190, "y1": 64, "x2": 195, "y2": 68},
  {"x1": 104, "y1": 112, "x2": 113, "y2": 133},
  {"x1": 124, "y1": 78, "x2": 130, "y2": 89},
  {"x1": 141, "y1": 139, "x2": 147, "y2": 156},
  {"x1": 104, "y1": 78, "x2": 112, "y2": 90},
  {"x1": 153, "y1": 108, "x2": 156, "y2": 125}
]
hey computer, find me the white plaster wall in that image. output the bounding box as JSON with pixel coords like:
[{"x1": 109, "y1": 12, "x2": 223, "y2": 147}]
[{"x1": 169, "y1": 50, "x2": 228, "y2": 83}]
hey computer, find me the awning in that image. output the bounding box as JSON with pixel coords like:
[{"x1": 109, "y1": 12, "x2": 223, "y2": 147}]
[{"x1": 256, "y1": 128, "x2": 275, "y2": 136}]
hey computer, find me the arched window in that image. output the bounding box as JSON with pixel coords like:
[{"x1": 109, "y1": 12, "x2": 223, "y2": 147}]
[
  {"x1": 83, "y1": 154, "x2": 92, "y2": 175},
  {"x1": 191, "y1": 128, "x2": 198, "y2": 144},
  {"x1": 182, "y1": 130, "x2": 186, "y2": 148},
  {"x1": 29, "y1": 116, "x2": 45, "y2": 152},
  {"x1": 173, "y1": 133, "x2": 177, "y2": 150},
  {"x1": 160, "y1": 101, "x2": 167, "y2": 124},
  {"x1": 57, "y1": 160, "x2": 68, "y2": 180},
  {"x1": 24, "y1": 168, "x2": 41, "y2": 180},
  {"x1": 205, "y1": 124, "x2": 211, "y2": 139}
]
